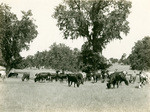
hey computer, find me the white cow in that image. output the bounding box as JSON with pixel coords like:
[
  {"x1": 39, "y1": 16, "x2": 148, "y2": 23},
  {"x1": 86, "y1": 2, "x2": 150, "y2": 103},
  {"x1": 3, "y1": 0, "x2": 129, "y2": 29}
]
[
  {"x1": 0, "y1": 70, "x2": 6, "y2": 81},
  {"x1": 138, "y1": 71, "x2": 150, "y2": 88}
]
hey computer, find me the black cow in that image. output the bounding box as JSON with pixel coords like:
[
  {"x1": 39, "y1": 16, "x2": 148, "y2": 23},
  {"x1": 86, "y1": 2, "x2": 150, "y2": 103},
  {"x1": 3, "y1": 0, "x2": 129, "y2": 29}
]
[
  {"x1": 107, "y1": 72, "x2": 129, "y2": 89},
  {"x1": 67, "y1": 74, "x2": 80, "y2": 87},
  {"x1": 8, "y1": 73, "x2": 18, "y2": 78},
  {"x1": 50, "y1": 74, "x2": 58, "y2": 82},
  {"x1": 76, "y1": 73, "x2": 84, "y2": 84},
  {"x1": 58, "y1": 74, "x2": 67, "y2": 82},
  {"x1": 22, "y1": 73, "x2": 30, "y2": 81},
  {"x1": 34, "y1": 72, "x2": 51, "y2": 82}
]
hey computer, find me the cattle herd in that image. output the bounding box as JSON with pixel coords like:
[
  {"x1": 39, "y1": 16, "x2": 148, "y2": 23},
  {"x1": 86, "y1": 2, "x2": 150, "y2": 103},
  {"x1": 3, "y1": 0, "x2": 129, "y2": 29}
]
[{"x1": 0, "y1": 70, "x2": 150, "y2": 89}]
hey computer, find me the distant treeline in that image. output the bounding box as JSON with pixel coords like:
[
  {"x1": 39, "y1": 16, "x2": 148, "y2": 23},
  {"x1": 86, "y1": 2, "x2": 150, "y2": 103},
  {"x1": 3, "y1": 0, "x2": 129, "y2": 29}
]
[{"x1": 17, "y1": 43, "x2": 110, "y2": 73}]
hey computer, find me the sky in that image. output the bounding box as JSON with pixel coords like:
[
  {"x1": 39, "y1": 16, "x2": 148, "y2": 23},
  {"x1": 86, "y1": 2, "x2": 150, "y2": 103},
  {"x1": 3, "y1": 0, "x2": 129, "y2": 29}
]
[{"x1": 0, "y1": 0, "x2": 150, "y2": 59}]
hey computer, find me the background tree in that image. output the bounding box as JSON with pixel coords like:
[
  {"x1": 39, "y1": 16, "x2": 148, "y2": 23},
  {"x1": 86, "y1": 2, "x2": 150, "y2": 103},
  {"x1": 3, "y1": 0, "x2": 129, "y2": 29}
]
[
  {"x1": 48, "y1": 43, "x2": 80, "y2": 72},
  {"x1": 0, "y1": 4, "x2": 38, "y2": 74},
  {"x1": 53, "y1": 0, "x2": 131, "y2": 53},
  {"x1": 79, "y1": 42, "x2": 110, "y2": 73},
  {"x1": 109, "y1": 58, "x2": 118, "y2": 64},
  {"x1": 118, "y1": 53, "x2": 126, "y2": 64},
  {"x1": 129, "y1": 36, "x2": 150, "y2": 70}
]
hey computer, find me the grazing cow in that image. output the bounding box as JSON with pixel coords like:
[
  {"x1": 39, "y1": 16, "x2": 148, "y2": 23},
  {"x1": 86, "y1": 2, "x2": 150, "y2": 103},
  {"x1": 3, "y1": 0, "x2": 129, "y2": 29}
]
[
  {"x1": 50, "y1": 74, "x2": 58, "y2": 82},
  {"x1": 57, "y1": 73, "x2": 67, "y2": 82},
  {"x1": 22, "y1": 73, "x2": 30, "y2": 81},
  {"x1": 0, "y1": 71, "x2": 6, "y2": 81},
  {"x1": 8, "y1": 73, "x2": 18, "y2": 78},
  {"x1": 107, "y1": 71, "x2": 129, "y2": 89},
  {"x1": 34, "y1": 72, "x2": 51, "y2": 82},
  {"x1": 67, "y1": 74, "x2": 80, "y2": 87}
]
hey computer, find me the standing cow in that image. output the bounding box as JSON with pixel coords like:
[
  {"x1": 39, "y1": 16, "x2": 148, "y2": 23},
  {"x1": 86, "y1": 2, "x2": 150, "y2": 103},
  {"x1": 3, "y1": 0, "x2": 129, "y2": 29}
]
[{"x1": 67, "y1": 74, "x2": 80, "y2": 87}]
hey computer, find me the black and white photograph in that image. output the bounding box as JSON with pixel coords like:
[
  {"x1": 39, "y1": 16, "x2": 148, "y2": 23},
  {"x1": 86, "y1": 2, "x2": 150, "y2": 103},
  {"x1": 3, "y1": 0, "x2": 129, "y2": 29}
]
[{"x1": 0, "y1": 0, "x2": 150, "y2": 112}]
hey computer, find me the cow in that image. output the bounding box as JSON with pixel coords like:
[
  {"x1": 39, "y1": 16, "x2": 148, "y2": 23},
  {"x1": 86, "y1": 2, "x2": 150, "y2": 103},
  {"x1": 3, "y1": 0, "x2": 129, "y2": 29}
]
[
  {"x1": 50, "y1": 74, "x2": 58, "y2": 82},
  {"x1": 138, "y1": 71, "x2": 150, "y2": 88},
  {"x1": 0, "y1": 70, "x2": 6, "y2": 81},
  {"x1": 22, "y1": 73, "x2": 30, "y2": 81},
  {"x1": 8, "y1": 73, "x2": 18, "y2": 78},
  {"x1": 76, "y1": 73, "x2": 84, "y2": 84},
  {"x1": 58, "y1": 75, "x2": 67, "y2": 82},
  {"x1": 86, "y1": 73, "x2": 92, "y2": 81},
  {"x1": 107, "y1": 71, "x2": 129, "y2": 89},
  {"x1": 67, "y1": 74, "x2": 80, "y2": 87},
  {"x1": 81, "y1": 72, "x2": 86, "y2": 82},
  {"x1": 91, "y1": 73, "x2": 101, "y2": 83},
  {"x1": 101, "y1": 70, "x2": 109, "y2": 83},
  {"x1": 57, "y1": 73, "x2": 67, "y2": 82},
  {"x1": 34, "y1": 72, "x2": 51, "y2": 82}
]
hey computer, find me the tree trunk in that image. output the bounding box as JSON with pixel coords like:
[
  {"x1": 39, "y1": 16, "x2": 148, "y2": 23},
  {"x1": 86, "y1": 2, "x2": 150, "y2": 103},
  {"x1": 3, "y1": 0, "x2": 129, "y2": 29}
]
[{"x1": 6, "y1": 66, "x2": 11, "y2": 77}]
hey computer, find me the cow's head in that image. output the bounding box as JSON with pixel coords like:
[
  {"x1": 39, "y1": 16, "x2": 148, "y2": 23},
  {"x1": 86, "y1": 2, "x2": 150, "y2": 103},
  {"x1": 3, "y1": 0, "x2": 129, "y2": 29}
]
[
  {"x1": 124, "y1": 79, "x2": 129, "y2": 85},
  {"x1": 107, "y1": 82, "x2": 111, "y2": 89}
]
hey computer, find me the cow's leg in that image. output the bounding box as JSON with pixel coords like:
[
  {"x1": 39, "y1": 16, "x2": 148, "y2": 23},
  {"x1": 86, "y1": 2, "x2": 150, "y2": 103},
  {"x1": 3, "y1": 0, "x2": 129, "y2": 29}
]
[
  {"x1": 68, "y1": 80, "x2": 70, "y2": 87},
  {"x1": 117, "y1": 82, "x2": 119, "y2": 88},
  {"x1": 113, "y1": 82, "x2": 115, "y2": 88}
]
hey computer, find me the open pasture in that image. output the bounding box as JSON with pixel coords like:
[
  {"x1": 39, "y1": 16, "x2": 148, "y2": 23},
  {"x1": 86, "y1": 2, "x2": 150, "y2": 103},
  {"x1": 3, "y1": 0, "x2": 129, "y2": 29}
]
[
  {"x1": 0, "y1": 64, "x2": 150, "y2": 112},
  {"x1": 0, "y1": 78, "x2": 150, "y2": 112}
]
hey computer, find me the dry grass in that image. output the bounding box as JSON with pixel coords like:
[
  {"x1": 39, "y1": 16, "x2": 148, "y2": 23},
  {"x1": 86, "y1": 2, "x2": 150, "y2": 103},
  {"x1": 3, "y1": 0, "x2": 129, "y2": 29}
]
[
  {"x1": 0, "y1": 78, "x2": 150, "y2": 112},
  {"x1": 0, "y1": 64, "x2": 150, "y2": 112}
]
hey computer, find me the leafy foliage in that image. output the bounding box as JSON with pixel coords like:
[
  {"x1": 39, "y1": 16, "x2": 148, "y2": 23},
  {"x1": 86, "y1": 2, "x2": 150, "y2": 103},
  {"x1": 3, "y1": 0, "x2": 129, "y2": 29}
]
[
  {"x1": 79, "y1": 42, "x2": 110, "y2": 73},
  {"x1": 129, "y1": 36, "x2": 150, "y2": 70},
  {"x1": 109, "y1": 58, "x2": 118, "y2": 63},
  {"x1": 53, "y1": 0, "x2": 132, "y2": 52},
  {"x1": 20, "y1": 43, "x2": 81, "y2": 72},
  {"x1": 0, "y1": 4, "x2": 38, "y2": 73}
]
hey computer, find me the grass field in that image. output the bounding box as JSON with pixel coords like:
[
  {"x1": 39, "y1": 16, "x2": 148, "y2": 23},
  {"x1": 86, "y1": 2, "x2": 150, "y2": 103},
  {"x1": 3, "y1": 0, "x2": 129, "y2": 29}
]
[{"x1": 0, "y1": 64, "x2": 150, "y2": 112}]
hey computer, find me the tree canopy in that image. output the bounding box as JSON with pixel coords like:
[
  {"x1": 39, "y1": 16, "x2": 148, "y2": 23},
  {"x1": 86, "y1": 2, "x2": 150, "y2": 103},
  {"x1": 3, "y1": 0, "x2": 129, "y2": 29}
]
[
  {"x1": 0, "y1": 4, "x2": 38, "y2": 73},
  {"x1": 79, "y1": 42, "x2": 110, "y2": 73},
  {"x1": 53, "y1": 0, "x2": 132, "y2": 52},
  {"x1": 19, "y1": 43, "x2": 81, "y2": 72},
  {"x1": 129, "y1": 36, "x2": 150, "y2": 70},
  {"x1": 48, "y1": 43, "x2": 80, "y2": 72}
]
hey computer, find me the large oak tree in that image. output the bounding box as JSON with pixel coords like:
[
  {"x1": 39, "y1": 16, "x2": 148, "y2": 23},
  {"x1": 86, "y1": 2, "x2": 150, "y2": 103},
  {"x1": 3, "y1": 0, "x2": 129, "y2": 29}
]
[
  {"x1": 53, "y1": 0, "x2": 132, "y2": 53},
  {"x1": 0, "y1": 4, "x2": 38, "y2": 74}
]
